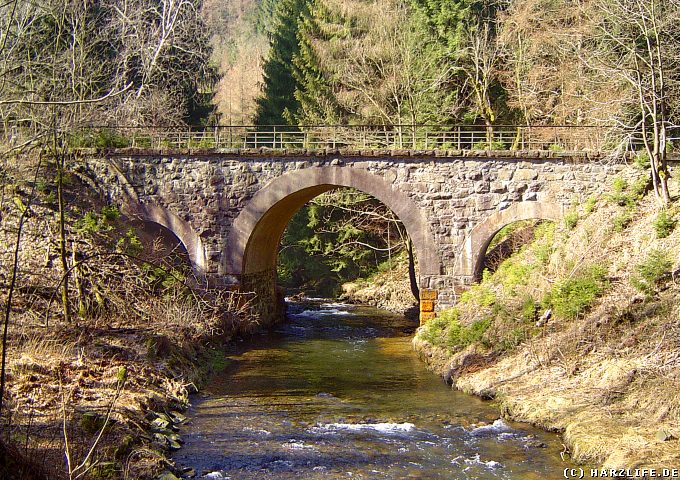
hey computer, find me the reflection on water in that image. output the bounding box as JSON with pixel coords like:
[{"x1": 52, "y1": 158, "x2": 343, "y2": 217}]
[{"x1": 172, "y1": 301, "x2": 571, "y2": 479}]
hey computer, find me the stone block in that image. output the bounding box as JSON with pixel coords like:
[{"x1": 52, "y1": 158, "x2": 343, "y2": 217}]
[
  {"x1": 420, "y1": 288, "x2": 438, "y2": 300},
  {"x1": 420, "y1": 300, "x2": 435, "y2": 312},
  {"x1": 419, "y1": 312, "x2": 436, "y2": 325},
  {"x1": 490, "y1": 181, "x2": 507, "y2": 193},
  {"x1": 513, "y1": 168, "x2": 538, "y2": 181}
]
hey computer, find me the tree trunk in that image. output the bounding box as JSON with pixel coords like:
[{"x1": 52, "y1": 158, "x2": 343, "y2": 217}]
[
  {"x1": 57, "y1": 151, "x2": 71, "y2": 323},
  {"x1": 407, "y1": 239, "x2": 419, "y2": 302}
]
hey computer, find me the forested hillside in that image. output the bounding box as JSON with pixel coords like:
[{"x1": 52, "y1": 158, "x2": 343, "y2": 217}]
[
  {"x1": 1, "y1": 0, "x2": 215, "y2": 131},
  {"x1": 251, "y1": 0, "x2": 678, "y2": 136}
]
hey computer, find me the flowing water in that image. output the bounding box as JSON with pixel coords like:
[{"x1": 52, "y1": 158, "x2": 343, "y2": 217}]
[{"x1": 173, "y1": 301, "x2": 573, "y2": 479}]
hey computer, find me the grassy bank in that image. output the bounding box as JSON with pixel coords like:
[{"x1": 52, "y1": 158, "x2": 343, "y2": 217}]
[
  {"x1": 340, "y1": 252, "x2": 419, "y2": 316},
  {"x1": 0, "y1": 156, "x2": 260, "y2": 479},
  {"x1": 415, "y1": 171, "x2": 680, "y2": 469}
]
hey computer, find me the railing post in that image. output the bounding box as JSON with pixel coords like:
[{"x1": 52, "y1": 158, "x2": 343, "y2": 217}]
[{"x1": 457, "y1": 126, "x2": 461, "y2": 150}]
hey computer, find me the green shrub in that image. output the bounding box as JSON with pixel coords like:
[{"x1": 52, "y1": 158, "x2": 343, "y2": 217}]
[
  {"x1": 606, "y1": 177, "x2": 635, "y2": 207},
  {"x1": 459, "y1": 284, "x2": 496, "y2": 307},
  {"x1": 630, "y1": 176, "x2": 648, "y2": 198},
  {"x1": 419, "y1": 317, "x2": 447, "y2": 346},
  {"x1": 418, "y1": 308, "x2": 491, "y2": 351},
  {"x1": 532, "y1": 222, "x2": 556, "y2": 265},
  {"x1": 448, "y1": 317, "x2": 491, "y2": 348},
  {"x1": 653, "y1": 209, "x2": 677, "y2": 239},
  {"x1": 68, "y1": 129, "x2": 129, "y2": 148},
  {"x1": 564, "y1": 211, "x2": 579, "y2": 230},
  {"x1": 116, "y1": 228, "x2": 143, "y2": 255},
  {"x1": 188, "y1": 136, "x2": 215, "y2": 148},
  {"x1": 634, "y1": 152, "x2": 650, "y2": 170},
  {"x1": 95, "y1": 129, "x2": 129, "y2": 148},
  {"x1": 612, "y1": 209, "x2": 634, "y2": 232},
  {"x1": 101, "y1": 205, "x2": 121, "y2": 221},
  {"x1": 145, "y1": 265, "x2": 185, "y2": 290},
  {"x1": 74, "y1": 206, "x2": 120, "y2": 235},
  {"x1": 498, "y1": 327, "x2": 528, "y2": 351},
  {"x1": 544, "y1": 264, "x2": 608, "y2": 319},
  {"x1": 583, "y1": 196, "x2": 598, "y2": 214},
  {"x1": 548, "y1": 143, "x2": 564, "y2": 152},
  {"x1": 494, "y1": 257, "x2": 534, "y2": 289},
  {"x1": 74, "y1": 211, "x2": 109, "y2": 234},
  {"x1": 630, "y1": 249, "x2": 673, "y2": 295},
  {"x1": 521, "y1": 295, "x2": 537, "y2": 322}
]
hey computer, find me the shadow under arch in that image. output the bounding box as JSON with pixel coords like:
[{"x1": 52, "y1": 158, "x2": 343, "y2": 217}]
[
  {"x1": 128, "y1": 203, "x2": 208, "y2": 278},
  {"x1": 457, "y1": 201, "x2": 564, "y2": 282},
  {"x1": 224, "y1": 166, "x2": 442, "y2": 281}
]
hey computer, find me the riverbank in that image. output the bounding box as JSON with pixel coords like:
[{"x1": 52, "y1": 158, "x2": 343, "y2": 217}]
[
  {"x1": 340, "y1": 253, "x2": 419, "y2": 318},
  {"x1": 0, "y1": 157, "x2": 260, "y2": 479},
  {"x1": 413, "y1": 173, "x2": 680, "y2": 469}
]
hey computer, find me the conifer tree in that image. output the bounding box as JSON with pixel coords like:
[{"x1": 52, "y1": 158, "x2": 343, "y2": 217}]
[
  {"x1": 254, "y1": 0, "x2": 310, "y2": 126},
  {"x1": 290, "y1": 0, "x2": 456, "y2": 128},
  {"x1": 289, "y1": 0, "x2": 347, "y2": 124}
]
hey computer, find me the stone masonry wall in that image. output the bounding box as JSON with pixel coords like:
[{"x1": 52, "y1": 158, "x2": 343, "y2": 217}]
[{"x1": 77, "y1": 149, "x2": 635, "y2": 315}]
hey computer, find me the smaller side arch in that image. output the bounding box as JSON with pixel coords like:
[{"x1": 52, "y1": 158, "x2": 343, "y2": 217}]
[
  {"x1": 457, "y1": 202, "x2": 564, "y2": 281},
  {"x1": 80, "y1": 159, "x2": 208, "y2": 277},
  {"x1": 129, "y1": 203, "x2": 208, "y2": 278}
]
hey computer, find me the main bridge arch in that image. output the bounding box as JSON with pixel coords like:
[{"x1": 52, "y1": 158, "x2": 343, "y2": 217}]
[{"x1": 224, "y1": 167, "x2": 443, "y2": 323}]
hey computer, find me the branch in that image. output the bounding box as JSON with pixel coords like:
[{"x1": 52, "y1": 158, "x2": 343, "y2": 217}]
[{"x1": 0, "y1": 82, "x2": 133, "y2": 106}]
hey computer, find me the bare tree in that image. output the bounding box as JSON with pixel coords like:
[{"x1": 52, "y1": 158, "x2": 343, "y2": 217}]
[
  {"x1": 460, "y1": 21, "x2": 501, "y2": 143},
  {"x1": 586, "y1": 0, "x2": 678, "y2": 204}
]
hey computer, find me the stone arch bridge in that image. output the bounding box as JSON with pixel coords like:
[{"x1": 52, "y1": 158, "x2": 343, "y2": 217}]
[{"x1": 78, "y1": 149, "x2": 628, "y2": 324}]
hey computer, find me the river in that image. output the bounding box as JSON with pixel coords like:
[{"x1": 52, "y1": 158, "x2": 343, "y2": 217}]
[{"x1": 172, "y1": 300, "x2": 573, "y2": 479}]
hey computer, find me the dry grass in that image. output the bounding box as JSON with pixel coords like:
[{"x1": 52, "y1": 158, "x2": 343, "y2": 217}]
[
  {"x1": 0, "y1": 156, "x2": 262, "y2": 479},
  {"x1": 416, "y1": 173, "x2": 680, "y2": 469}
]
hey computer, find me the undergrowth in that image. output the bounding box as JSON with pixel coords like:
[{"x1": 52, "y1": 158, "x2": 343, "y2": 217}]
[{"x1": 417, "y1": 176, "x2": 668, "y2": 355}]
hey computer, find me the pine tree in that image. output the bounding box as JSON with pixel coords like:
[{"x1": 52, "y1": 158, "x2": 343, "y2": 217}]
[
  {"x1": 290, "y1": 0, "x2": 457, "y2": 128},
  {"x1": 289, "y1": 0, "x2": 347, "y2": 125},
  {"x1": 254, "y1": 0, "x2": 310, "y2": 126},
  {"x1": 408, "y1": 0, "x2": 473, "y2": 54}
]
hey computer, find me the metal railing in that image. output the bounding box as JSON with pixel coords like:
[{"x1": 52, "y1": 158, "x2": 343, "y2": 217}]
[{"x1": 2, "y1": 124, "x2": 678, "y2": 153}]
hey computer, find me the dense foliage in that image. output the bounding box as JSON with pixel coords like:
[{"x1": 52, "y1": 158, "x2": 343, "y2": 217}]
[{"x1": 277, "y1": 189, "x2": 409, "y2": 296}]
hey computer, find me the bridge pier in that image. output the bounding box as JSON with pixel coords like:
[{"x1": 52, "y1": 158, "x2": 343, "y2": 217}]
[{"x1": 240, "y1": 268, "x2": 286, "y2": 327}]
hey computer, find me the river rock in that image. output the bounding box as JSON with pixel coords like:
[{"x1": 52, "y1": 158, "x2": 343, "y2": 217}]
[
  {"x1": 157, "y1": 472, "x2": 180, "y2": 480},
  {"x1": 655, "y1": 429, "x2": 675, "y2": 441}
]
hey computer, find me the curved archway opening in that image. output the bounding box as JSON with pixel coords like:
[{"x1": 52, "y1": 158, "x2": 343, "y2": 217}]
[
  {"x1": 226, "y1": 167, "x2": 442, "y2": 324},
  {"x1": 129, "y1": 203, "x2": 208, "y2": 279},
  {"x1": 478, "y1": 219, "x2": 552, "y2": 278},
  {"x1": 458, "y1": 201, "x2": 564, "y2": 282},
  {"x1": 133, "y1": 220, "x2": 193, "y2": 274},
  {"x1": 278, "y1": 187, "x2": 419, "y2": 300}
]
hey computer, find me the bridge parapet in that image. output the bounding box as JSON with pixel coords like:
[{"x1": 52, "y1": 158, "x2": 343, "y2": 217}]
[{"x1": 8, "y1": 123, "x2": 668, "y2": 153}]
